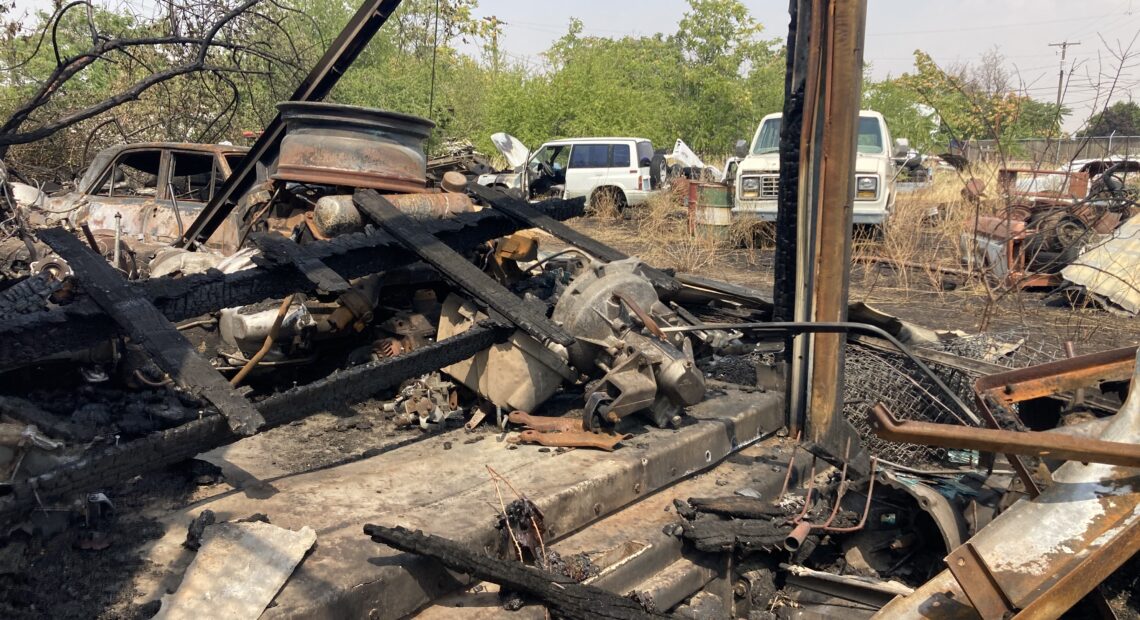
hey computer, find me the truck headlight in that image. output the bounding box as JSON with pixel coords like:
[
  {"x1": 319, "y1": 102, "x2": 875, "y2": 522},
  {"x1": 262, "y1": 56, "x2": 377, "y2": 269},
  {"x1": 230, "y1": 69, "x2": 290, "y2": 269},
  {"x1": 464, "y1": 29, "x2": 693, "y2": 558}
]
[
  {"x1": 856, "y1": 175, "x2": 878, "y2": 199},
  {"x1": 740, "y1": 176, "x2": 760, "y2": 198}
]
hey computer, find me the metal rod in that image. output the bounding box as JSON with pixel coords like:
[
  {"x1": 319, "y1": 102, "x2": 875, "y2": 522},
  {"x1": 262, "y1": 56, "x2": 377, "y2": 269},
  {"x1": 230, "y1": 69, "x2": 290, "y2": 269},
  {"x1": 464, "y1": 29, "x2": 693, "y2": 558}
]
[
  {"x1": 869, "y1": 403, "x2": 1140, "y2": 468},
  {"x1": 112, "y1": 212, "x2": 121, "y2": 268},
  {"x1": 230, "y1": 294, "x2": 296, "y2": 387}
]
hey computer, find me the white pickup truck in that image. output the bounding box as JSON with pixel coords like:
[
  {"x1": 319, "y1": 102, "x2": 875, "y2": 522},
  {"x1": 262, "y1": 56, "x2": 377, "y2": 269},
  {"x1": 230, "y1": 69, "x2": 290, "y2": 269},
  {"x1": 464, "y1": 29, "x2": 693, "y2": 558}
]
[{"x1": 734, "y1": 110, "x2": 896, "y2": 226}]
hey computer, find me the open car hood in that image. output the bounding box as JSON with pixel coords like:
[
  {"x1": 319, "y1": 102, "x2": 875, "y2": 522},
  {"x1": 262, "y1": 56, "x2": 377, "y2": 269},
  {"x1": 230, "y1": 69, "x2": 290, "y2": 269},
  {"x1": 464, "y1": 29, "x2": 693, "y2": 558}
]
[{"x1": 490, "y1": 133, "x2": 530, "y2": 169}]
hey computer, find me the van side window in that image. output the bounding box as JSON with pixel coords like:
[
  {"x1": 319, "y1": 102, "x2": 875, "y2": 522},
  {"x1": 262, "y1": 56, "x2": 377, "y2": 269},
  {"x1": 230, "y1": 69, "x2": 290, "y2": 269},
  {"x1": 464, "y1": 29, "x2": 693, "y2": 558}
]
[
  {"x1": 611, "y1": 144, "x2": 631, "y2": 168},
  {"x1": 569, "y1": 144, "x2": 610, "y2": 169},
  {"x1": 636, "y1": 141, "x2": 653, "y2": 166}
]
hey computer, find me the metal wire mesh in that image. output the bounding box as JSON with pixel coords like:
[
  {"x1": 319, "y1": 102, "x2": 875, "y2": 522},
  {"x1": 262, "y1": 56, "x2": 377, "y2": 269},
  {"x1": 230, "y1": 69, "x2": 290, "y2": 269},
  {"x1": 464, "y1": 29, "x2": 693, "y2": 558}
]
[
  {"x1": 917, "y1": 328, "x2": 1068, "y2": 369},
  {"x1": 842, "y1": 344, "x2": 980, "y2": 467}
]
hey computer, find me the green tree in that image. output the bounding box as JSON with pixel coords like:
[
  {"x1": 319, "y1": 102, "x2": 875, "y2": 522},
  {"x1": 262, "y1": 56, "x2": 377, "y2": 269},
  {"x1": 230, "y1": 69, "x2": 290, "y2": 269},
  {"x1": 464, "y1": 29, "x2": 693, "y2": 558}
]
[{"x1": 1077, "y1": 101, "x2": 1140, "y2": 137}]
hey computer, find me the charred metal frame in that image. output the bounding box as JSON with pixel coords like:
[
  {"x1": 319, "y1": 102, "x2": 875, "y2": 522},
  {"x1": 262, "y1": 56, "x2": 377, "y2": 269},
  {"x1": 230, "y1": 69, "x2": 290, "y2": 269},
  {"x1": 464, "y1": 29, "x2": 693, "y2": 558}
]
[
  {"x1": 179, "y1": 0, "x2": 407, "y2": 248},
  {"x1": 785, "y1": 0, "x2": 870, "y2": 472}
]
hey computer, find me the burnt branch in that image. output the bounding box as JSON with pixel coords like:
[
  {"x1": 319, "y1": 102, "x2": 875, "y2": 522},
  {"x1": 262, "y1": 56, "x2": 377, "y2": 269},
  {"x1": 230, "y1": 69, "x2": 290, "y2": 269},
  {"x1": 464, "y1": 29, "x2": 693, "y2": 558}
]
[{"x1": 0, "y1": 0, "x2": 301, "y2": 155}]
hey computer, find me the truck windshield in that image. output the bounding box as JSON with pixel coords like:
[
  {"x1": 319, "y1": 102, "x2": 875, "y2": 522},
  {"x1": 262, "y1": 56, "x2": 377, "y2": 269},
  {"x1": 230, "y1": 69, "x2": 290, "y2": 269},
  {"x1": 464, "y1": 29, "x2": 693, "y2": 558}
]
[
  {"x1": 751, "y1": 119, "x2": 781, "y2": 155},
  {"x1": 751, "y1": 115, "x2": 884, "y2": 155},
  {"x1": 857, "y1": 116, "x2": 884, "y2": 154}
]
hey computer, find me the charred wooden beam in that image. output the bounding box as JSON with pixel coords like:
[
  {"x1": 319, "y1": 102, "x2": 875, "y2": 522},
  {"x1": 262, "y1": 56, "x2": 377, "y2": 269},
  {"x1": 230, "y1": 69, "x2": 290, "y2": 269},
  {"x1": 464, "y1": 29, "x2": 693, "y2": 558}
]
[
  {"x1": 0, "y1": 322, "x2": 508, "y2": 522},
  {"x1": 355, "y1": 189, "x2": 573, "y2": 346},
  {"x1": 466, "y1": 182, "x2": 679, "y2": 293},
  {"x1": 686, "y1": 496, "x2": 787, "y2": 520},
  {"x1": 364, "y1": 524, "x2": 668, "y2": 619},
  {"x1": 39, "y1": 228, "x2": 266, "y2": 435},
  {"x1": 251, "y1": 232, "x2": 351, "y2": 294},
  {"x1": 0, "y1": 196, "x2": 583, "y2": 369}
]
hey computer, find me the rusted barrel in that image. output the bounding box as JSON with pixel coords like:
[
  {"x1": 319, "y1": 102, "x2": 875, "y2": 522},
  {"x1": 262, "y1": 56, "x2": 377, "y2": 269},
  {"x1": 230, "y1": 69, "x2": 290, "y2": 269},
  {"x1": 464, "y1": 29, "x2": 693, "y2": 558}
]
[{"x1": 693, "y1": 183, "x2": 732, "y2": 239}]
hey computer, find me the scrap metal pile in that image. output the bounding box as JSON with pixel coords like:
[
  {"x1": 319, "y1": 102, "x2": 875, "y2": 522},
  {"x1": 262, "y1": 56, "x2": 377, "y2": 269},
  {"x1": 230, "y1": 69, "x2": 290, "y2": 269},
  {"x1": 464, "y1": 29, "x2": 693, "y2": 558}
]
[
  {"x1": 965, "y1": 160, "x2": 1140, "y2": 308},
  {"x1": 0, "y1": 0, "x2": 1137, "y2": 618},
  {"x1": 0, "y1": 91, "x2": 780, "y2": 521}
]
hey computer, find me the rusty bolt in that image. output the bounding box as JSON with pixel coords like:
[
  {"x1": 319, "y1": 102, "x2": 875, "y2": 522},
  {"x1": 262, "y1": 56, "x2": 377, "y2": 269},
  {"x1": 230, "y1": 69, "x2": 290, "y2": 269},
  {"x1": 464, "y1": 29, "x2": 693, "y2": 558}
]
[
  {"x1": 634, "y1": 482, "x2": 642, "y2": 493},
  {"x1": 593, "y1": 503, "x2": 602, "y2": 515}
]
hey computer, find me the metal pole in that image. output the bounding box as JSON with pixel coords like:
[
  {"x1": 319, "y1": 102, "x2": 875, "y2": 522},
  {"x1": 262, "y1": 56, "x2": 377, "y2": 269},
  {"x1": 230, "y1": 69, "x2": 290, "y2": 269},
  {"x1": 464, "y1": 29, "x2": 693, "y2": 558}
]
[{"x1": 788, "y1": 0, "x2": 870, "y2": 473}]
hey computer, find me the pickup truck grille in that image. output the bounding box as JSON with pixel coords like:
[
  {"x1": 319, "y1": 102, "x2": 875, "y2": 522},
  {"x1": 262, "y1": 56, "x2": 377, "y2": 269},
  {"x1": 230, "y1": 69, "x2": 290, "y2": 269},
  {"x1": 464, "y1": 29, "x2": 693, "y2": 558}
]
[{"x1": 760, "y1": 175, "x2": 779, "y2": 198}]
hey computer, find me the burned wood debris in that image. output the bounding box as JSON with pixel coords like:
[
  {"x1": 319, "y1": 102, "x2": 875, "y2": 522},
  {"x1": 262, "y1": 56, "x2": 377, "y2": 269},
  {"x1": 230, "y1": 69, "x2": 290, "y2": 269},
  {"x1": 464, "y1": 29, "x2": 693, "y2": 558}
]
[{"x1": 0, "y1": 0, "x2": 1137, "y2": 619}]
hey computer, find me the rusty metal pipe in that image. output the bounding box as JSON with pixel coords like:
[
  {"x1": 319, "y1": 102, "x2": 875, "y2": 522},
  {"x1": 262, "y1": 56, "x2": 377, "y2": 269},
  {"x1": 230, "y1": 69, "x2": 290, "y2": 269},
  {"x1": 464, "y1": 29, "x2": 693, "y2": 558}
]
[
  {"x1": 869, "y1": 402, "x2": 1140, "y2": 468},
  {"x1": 230, "y1": 294, "x2": 297, "y2": 387},
  {"x1": 784, "y1": 522, "x2": 812, "y2": 552},
  {"x1": 974, "y1": 345, "x2": 1136, "y2": 408}
]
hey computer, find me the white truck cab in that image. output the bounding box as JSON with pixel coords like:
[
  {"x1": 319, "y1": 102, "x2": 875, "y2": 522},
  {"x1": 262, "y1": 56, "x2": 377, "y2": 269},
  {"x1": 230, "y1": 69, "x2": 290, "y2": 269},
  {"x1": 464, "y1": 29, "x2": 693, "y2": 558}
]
[
  {"x1": 734, "y1": 110, "x2": 895, "y2": 225},
  {"x1": 477, "y1": 134, "x2": 657, "y2": 210}
]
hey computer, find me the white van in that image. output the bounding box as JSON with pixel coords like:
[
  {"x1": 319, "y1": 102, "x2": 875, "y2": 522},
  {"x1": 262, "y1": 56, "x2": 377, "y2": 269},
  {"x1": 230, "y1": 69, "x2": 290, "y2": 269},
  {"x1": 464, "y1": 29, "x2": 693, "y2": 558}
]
[
  {"x1": 734, "y1": 110, "x2": 896, "y2": 225},
  {"x1": 477, "y1": 134, "x2": 657, "y2": 210}
]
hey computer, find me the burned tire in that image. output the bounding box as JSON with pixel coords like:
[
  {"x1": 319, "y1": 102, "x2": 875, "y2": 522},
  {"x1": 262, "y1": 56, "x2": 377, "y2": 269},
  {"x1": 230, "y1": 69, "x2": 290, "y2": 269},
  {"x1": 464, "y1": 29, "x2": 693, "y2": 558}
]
[{"x1": 650, "y1": 153, "x2": 667, "y2": 188}]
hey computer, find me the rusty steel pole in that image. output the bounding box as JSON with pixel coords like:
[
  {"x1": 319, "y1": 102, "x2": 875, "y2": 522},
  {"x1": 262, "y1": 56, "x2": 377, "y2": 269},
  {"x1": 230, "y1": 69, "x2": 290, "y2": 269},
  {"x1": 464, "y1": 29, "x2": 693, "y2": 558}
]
[{"x1": 787, "y1": 0, "x2": 870, "y2": 473}]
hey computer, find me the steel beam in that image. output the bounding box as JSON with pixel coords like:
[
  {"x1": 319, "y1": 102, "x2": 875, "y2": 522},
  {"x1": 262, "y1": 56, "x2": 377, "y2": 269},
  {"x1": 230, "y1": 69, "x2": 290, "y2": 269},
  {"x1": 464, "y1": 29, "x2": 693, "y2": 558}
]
[
  {"x1": 975, "y1": 345, "x2": 1137, "y2": 408},
  {"x1": 786, "y1": 0, "x2": 870, "y2": 471}
]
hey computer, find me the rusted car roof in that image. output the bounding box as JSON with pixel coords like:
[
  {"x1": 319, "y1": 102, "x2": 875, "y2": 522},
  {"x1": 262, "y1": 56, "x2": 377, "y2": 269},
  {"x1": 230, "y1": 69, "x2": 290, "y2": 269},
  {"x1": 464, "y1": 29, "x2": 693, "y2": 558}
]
[{"x1": 78, "y1": 142, "x2": 250, "y2": 194}]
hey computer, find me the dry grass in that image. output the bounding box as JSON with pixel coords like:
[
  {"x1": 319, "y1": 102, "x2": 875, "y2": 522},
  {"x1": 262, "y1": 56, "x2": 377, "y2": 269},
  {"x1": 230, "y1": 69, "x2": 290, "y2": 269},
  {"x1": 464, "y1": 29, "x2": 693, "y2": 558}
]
[
  {"x1": 633, "y1": 187, "x2": 722, "y2": 273},
  {"x1": 853, "y1": 164, "x2": 1006, "y2": 300}
]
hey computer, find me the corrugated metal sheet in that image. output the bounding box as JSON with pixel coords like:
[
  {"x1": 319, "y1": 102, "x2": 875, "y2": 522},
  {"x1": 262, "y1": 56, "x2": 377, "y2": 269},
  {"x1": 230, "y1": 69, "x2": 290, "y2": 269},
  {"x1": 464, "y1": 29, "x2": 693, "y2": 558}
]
[{"x1": 1062, "y1": 217, "x2": 1140, "y2": 315}]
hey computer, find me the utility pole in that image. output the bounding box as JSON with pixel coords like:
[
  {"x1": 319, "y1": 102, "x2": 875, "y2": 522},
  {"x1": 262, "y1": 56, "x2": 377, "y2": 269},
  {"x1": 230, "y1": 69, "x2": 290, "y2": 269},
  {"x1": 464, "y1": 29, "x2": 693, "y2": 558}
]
[
  {"x1": 484, "y1": 16, "x2": 505, "y2": 75},
  {"x1": 1048, "y1": 41, "x2": 1080, "y2": 162},
  {"x1": 1049, "y1": 40, "x2": 1080, "y2": 112}
]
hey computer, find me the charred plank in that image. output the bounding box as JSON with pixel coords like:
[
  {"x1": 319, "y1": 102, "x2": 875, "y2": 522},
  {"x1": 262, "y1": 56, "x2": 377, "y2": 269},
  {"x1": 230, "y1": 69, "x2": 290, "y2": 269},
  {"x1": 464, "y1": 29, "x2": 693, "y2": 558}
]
[
  {"x1": 0, "y1": 322, "x2": 508, "y2": 522},
  {"x1": 39, "y1": 228, "x2": 265, "y2": 435},
  {"x1": 687, "y1": 496, "x2": 788, "y2": 520},
  {"x1": 364, "y1": 524, "x2": 667, "y2": 619},
  {"x1": 355, "y1": 189, "x2": 573, "y2": 346},
  {"x1": 250, "y1": 233, "x2": 350, "y2": 294},
  {"x1": 680, "y1": 516, "x2": 789, "y2": 554}
]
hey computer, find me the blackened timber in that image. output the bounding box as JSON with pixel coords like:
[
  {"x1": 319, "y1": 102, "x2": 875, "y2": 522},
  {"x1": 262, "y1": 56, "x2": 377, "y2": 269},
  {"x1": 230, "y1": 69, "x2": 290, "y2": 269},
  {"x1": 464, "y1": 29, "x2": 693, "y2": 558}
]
[
  {"x1": 39, "y1": 229, "x2": 266, "y2": 435},
  {"x1": 466, "y1": 182, "x2": 679, "y2": 293},
  {"x1": 0, "y1": 200, "x2": 583, "y2": 369},
  {"x1": 355, "y1": 189, "x2": 574, "y2": 346},
  {"x1": 0, "y1": 322, "x2": 507, "y2": 522},
  {"x1": 364, "y1": 525, "x2": 668, "y2": 619},
  {"x1": 250, "y1": 233, "x2": 350, "y2": 293}
]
